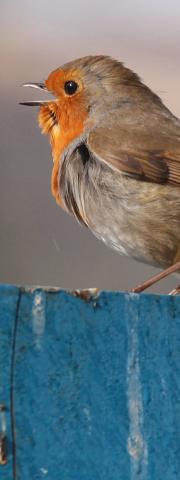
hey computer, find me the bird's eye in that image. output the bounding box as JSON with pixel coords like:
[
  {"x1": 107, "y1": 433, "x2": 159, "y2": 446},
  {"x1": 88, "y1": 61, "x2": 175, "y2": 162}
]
[{"x1": 64, "y1": 80, "x2": 78, "y2": 96}]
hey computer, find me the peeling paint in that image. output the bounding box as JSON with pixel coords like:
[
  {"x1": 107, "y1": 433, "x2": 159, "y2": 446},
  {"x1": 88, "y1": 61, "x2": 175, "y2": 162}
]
[
  {"x1": 40, "y1": 467, "x2": 48, "y2": 475},
  {"x1": 126, "y1": 294, "x2": 148, "y2": 479},
  {"x1": 72, "y1": 288, "x2": 100, "y2": 302},
  {"x1": 32, "y1": 292, "x2": 46, "y2": 350},
  {"x1": 83, "y1": 406, "x2": 92, "y2": 435}
]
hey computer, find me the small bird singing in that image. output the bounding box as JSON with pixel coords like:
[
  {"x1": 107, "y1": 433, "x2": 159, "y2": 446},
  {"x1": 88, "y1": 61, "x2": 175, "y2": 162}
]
[{"x1": 21, "y1": 55, "x2": 180, "y2": 291}]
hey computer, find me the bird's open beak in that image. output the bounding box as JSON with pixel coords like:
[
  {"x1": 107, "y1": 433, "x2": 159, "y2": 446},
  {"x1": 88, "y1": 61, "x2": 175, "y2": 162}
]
[{"x1": 19, "y1": 82, "x2": 56, "y2": 106}]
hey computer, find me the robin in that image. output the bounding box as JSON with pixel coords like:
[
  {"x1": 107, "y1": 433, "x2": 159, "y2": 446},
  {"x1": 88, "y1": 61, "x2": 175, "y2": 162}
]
[{"x1": 20, "y1": 55, "x2": 180, "y2": 292}]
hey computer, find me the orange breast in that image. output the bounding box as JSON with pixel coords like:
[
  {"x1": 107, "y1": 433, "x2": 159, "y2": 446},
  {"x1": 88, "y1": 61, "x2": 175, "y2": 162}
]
[{"x1": 39, "y1": 101, "x2": 88, "y2": 209}]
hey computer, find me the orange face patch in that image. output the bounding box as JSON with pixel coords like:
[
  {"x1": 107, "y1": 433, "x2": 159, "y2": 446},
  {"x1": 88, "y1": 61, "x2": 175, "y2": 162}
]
[{"x1": 38, "y1": 68, "x2": 88, "y2": 208}]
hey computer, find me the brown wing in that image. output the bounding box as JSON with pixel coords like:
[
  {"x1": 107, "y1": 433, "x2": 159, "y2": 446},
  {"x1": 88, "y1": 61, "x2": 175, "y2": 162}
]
[{"x1": 87, "y1": 126, "x2": 180, "y2": 185}]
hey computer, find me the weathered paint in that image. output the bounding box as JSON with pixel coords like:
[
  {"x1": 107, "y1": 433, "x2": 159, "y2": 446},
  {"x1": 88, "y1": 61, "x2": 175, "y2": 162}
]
[
  {"x1": 126, "y1": 296, "x2": 148, "y2": 479},
  {"x1": 0, "y1": 286, "x2": 180, "y2": 479},
  {"x1": 0, "y1": 285, "x2": 20, "y2": 478}
]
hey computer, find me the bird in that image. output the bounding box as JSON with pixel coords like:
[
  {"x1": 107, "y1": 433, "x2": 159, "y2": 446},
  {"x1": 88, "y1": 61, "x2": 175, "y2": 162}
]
[{"x1": 20, "y1": 55, "x2": 180, "y2": 291}]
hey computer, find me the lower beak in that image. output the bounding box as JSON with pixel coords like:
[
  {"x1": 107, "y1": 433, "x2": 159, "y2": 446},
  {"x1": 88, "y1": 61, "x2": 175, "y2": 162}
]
[{"x1": 19, "y1": 82, "x2": 56, "y2": 106}]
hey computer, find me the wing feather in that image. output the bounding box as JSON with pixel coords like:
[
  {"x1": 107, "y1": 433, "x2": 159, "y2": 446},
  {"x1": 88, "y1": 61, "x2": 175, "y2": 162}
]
[{"x1": 88, "y1": 126, "x2": 180, "y2": 185}]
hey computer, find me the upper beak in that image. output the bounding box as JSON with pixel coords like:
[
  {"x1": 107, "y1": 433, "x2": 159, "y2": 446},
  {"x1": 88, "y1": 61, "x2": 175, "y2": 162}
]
[{"x1": 19, "y1": 82, "x2": 56, "y2": 106}]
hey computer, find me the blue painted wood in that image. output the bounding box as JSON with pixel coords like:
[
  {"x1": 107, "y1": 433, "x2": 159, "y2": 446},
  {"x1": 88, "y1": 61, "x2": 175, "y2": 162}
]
[
  {"x1": 0, "y1": 285, "x2": 20, "y2": 479},
  {"x1": 0, "y1": 287, "x2": 180, "y2": 479}
]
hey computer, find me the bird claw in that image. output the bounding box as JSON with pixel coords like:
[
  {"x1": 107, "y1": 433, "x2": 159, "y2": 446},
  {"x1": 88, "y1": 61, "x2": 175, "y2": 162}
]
[{"x1": 169, "y1": 285, "x2": 180, "y2": 295}]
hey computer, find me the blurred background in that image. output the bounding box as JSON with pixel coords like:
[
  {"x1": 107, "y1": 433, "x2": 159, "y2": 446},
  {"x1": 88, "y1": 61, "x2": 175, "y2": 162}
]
[{"x1": 1, "y1": 0, "x2": 180, "y2": 292}]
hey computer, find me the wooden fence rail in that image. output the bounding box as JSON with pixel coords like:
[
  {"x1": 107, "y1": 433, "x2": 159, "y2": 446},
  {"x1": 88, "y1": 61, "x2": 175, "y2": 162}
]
[{"x1": 0, "y1": 285, "x2": 180, "y2": 479}]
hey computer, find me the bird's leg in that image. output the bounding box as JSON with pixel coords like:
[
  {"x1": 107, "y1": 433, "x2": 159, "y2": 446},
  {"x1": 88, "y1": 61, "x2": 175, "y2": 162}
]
[
  {"x1": 131, "y1": 260, "x2": 180, "y2": 294},
  {"x1": 167, "y1": 248, "x2": 180, "y2": 295}
]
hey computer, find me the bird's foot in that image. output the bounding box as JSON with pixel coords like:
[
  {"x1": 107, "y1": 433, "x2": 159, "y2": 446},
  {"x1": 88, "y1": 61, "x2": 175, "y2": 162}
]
[{"x1": 169, "y1": 285, "x2": 180, "y2": 295}]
